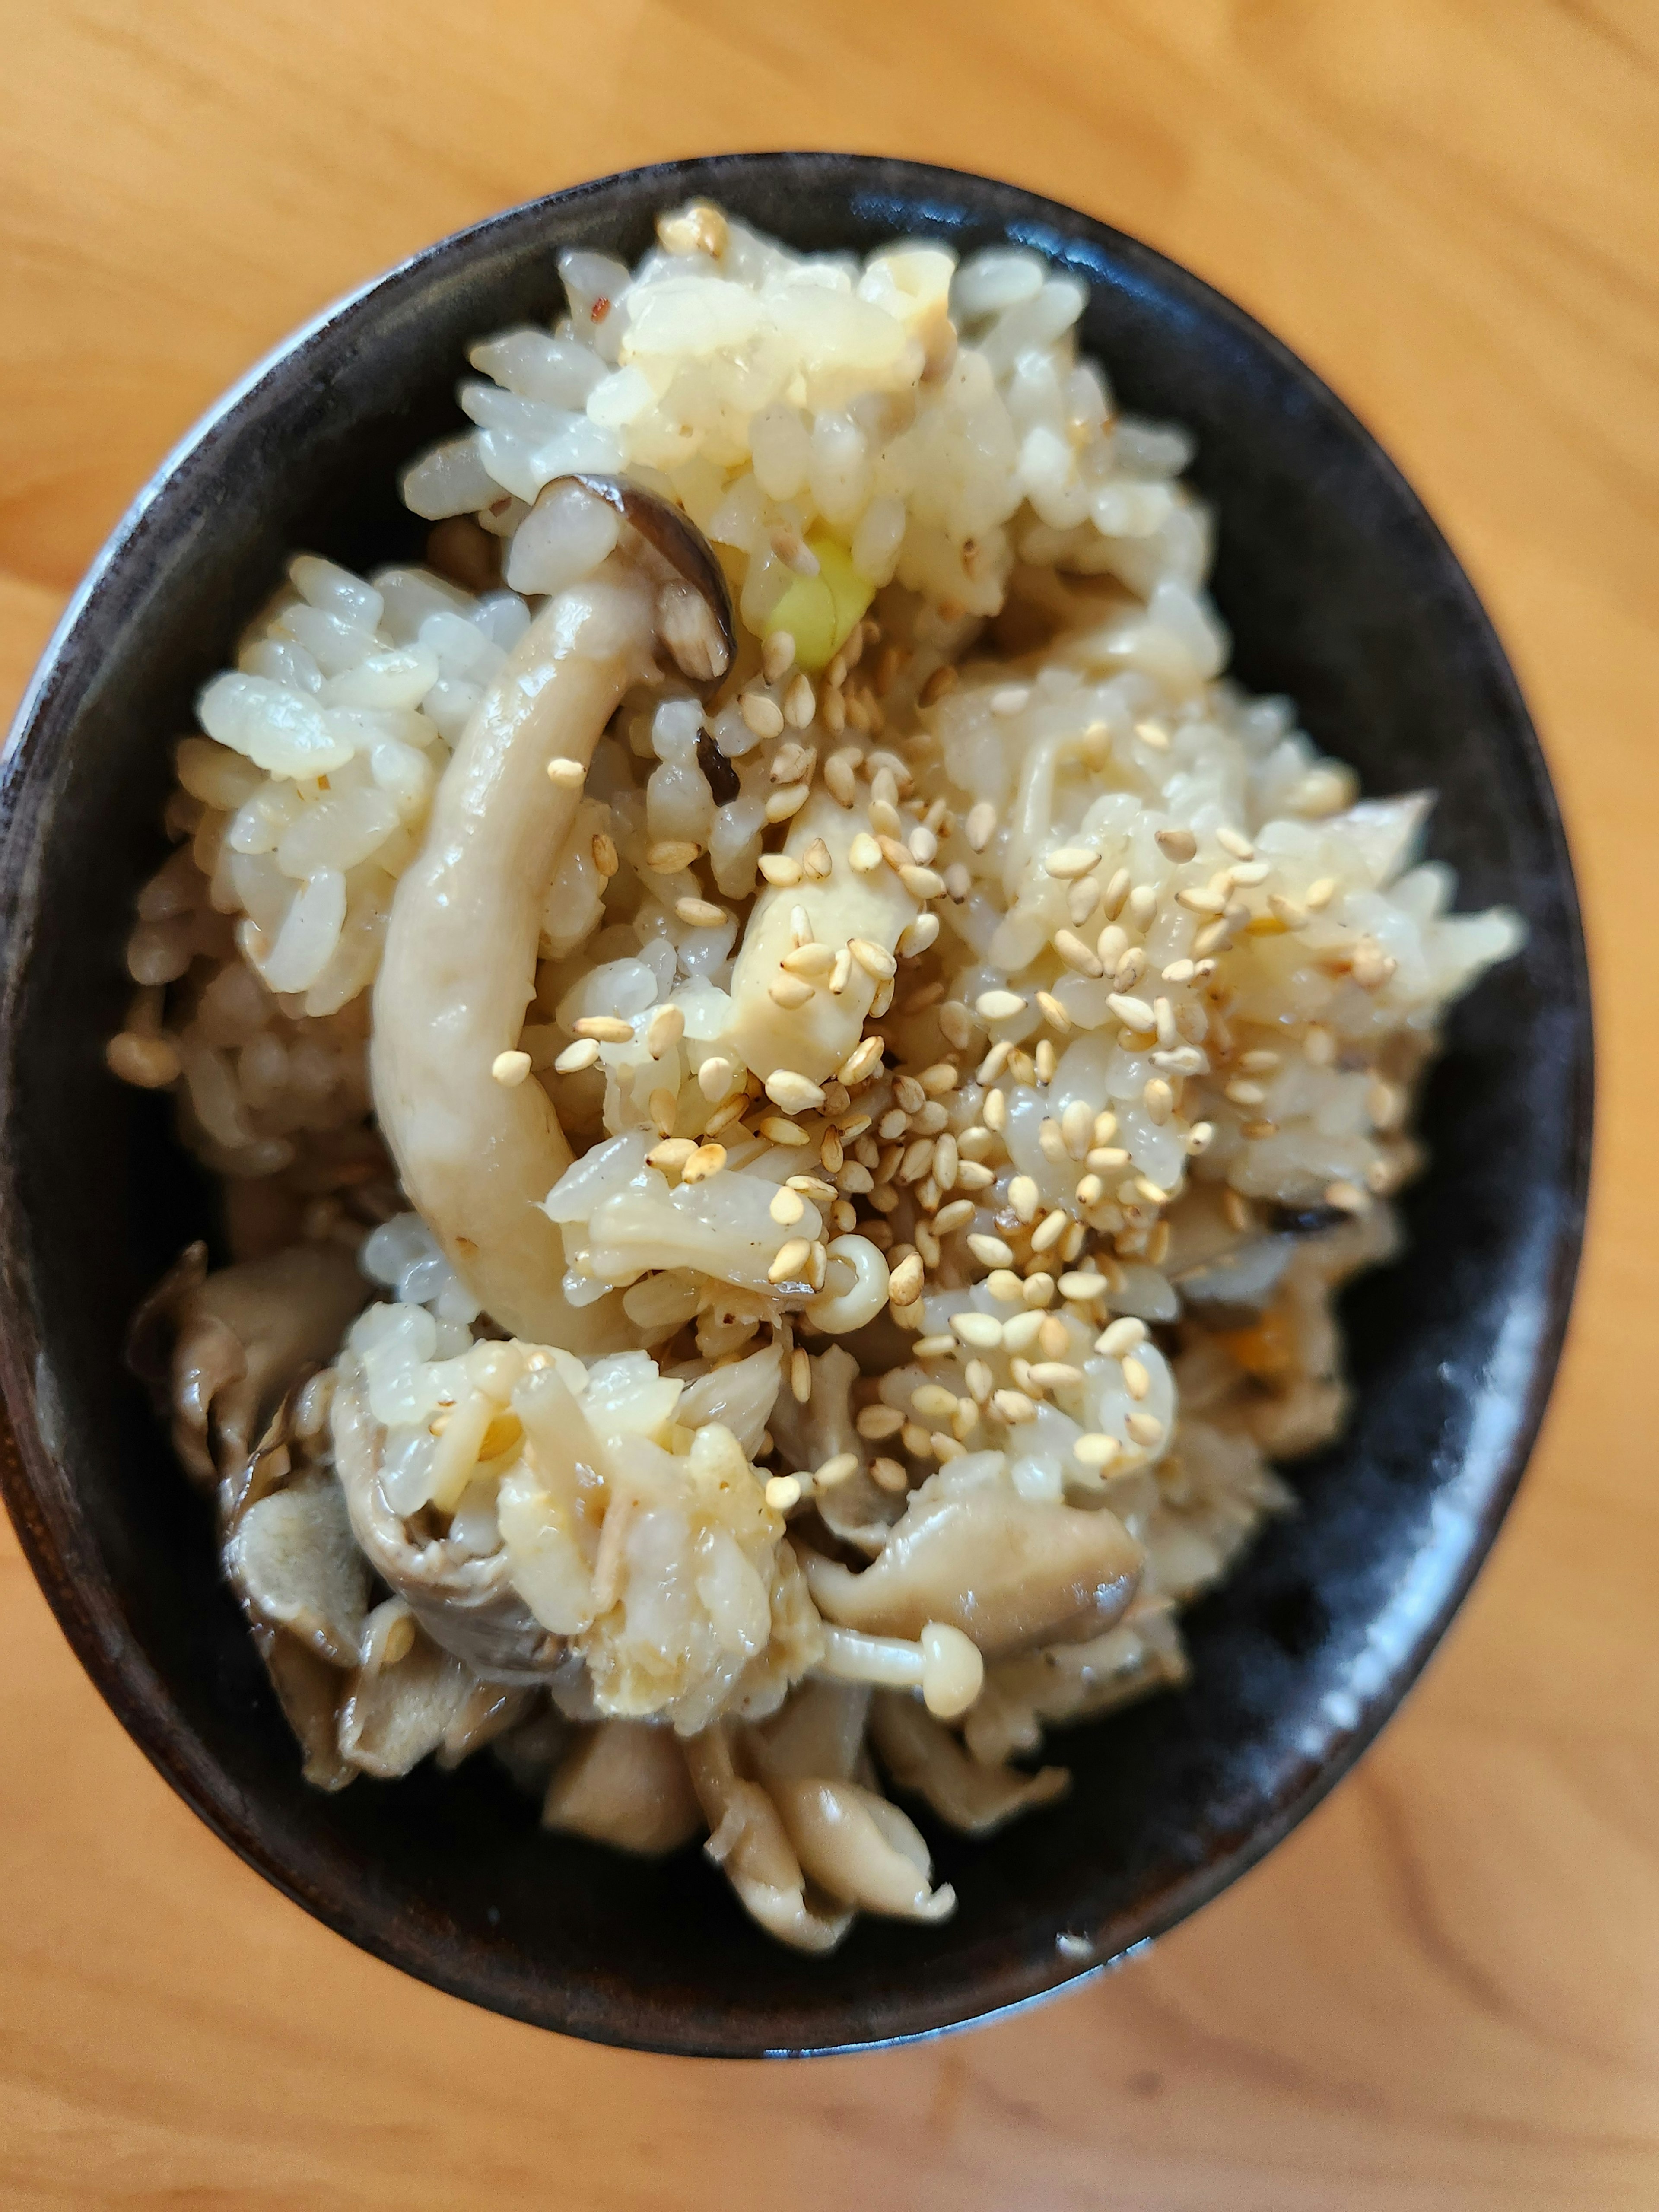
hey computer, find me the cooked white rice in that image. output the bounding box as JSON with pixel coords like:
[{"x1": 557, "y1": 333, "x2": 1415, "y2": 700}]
[{"x1": 118, "y1": 200, "x2": 1522, "y2": 1951}]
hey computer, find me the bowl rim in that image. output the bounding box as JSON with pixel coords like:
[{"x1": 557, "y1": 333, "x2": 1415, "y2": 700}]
[{"x1": 0, "y1": 150, "x2": 1594, "y2": 2057}]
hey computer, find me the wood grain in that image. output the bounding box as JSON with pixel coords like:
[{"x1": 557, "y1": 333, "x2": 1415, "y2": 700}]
[{"x1": 2, "y1": 2, "x2": 1656, "y2": 2202}]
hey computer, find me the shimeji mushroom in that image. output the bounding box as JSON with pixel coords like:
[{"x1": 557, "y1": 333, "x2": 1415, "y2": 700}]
[
  {"x1": 868, "y1": 1692, "x2": 1071, "y2": 1836},
  {"x1": 801, "y1": 1468, "x2": 1143, "y2": 1655},
  {"x1": 542, "y1": 1719, "x2": 703, "y2": 1856},
  {"x1": 371, "y1": 476, "x2": 735, "y2": 1346}
]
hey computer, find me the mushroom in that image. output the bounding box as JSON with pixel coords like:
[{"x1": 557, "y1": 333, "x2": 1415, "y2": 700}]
[
  {"x1": 128, "y1": 1240, "x2": 365, "y2": 1494},
  {"x1": 800, "y1": 1478, "x2": 1143, "y2": 1656},
  {"x1": 223, "y1": 1472, "x2": 369, "y2": 1667},
  {"x1": 251, "y1": 1624, "x2": 356, "y2": 1792},
  {"x1": 868, "y1": 1691, "x2": 1070, "y2": 1836},
  {"x1": 331, "y1": 1358, "x2": 568, "y2": 1684},
  {"x1": 337, "y1": 1622, "x2": 475, "y2": 1779},
  {"x1": 769, "y1": 1777, "x2": 956, "y2": 1924},
  {"x1": 765, "y1": 1345, "x2": 903, "y2": 1555},
  {"x1": 682, "y1": 1725, "x2": 852, "y2": 1954},
  {"x1": 369, "y1": 477, "x2": 734, "y2": 1344},
  {"x1": 542, "y1": 1719, "x2": 703, "y2": 1856}
]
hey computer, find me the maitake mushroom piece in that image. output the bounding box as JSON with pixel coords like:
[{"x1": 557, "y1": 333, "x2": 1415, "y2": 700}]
[
  {"x1": 331, "y1": 1358, "x2": 566, "y2": 1685},
  {"x1": 542, "y1": 1719, "x2": 703, "y2": 1856},
  {"x1": 868, "y1": 1691, "x2": 1070, "y2": 1837},
  {"x1": 129, "y1": 1239, "x2": 365, "y2": 1499},
  {"x1": 369, "y1": 477, "x2": 734, "y2": 1348}
]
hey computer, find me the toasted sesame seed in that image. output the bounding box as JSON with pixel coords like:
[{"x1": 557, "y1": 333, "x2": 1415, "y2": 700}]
[
  {"x1": 1325, "y1": 1178, "x2": 1369, "y2": 1212},
  {"x1": 646, "y1": 1005, "x2": 685, "y2": 1058},
  {"x1": 1107, "y1": 993, "x2": 1156, "y2": 1031},
  {"x1": 1306, "y1": 876, "x2": 1337, "y2": 910},
  {"x1": 696, "y1": 1055, "x2": 735, "y2": 1103},
  {"x1": 1055, "y1": 928, "x2": 1104, "y2": 977},
  {"x1": 765, "y1": 784, "x2": 810, "y2": 823},
  {"x1": 1074, "y1": 1433, "x2": 1121, "y2": 1469},
  {"x1": 803, "y1": 837, "x2": 832, "y2": 880},
  {"x1": 762, "y1": 629, "x2": 797, "y2": 683},
  {"x1": 1176, "y1": 886, "x2": 1226, "y2": 915},
  {"x1": 681, "y1": 1142, "x2": 726, "y2": 1183},
  {"x1": 829, "y1": 948, "x2": 853, "y2": 994},
  {"x1": 897, "y1": 912, "x2": 941, "y2": 959},
  {"x1": 1058, "y1": 1271, "x2": 1109, "y2": 1304},
  {"x1": 1101, "y1": 868, "x2": 1131, "y2": 919},
  {"x1": 759, "y1": 854, "x2": 805, "y2": 888},
  {"x1": 965, "y1": 800, "x2": 998, "y2": 852},
  {"x1": 952, "y1": 1311, "x2": 1004, "y2": 1350},
  {"x1": 824, "y1": 747, "x2": 861, "y2": 807},
  {"x1": 765, "y1": 1474, "x2": 802, "y2": 1510},
  {"x1": 554, "y1": 1038, "x2": 602, "y2": 1073},
  {"x1": 856, "y1": 1402, "x2": 906, "y2": 1439},
  {"x1": 1044, "y1": 846, "x2": 1101, "y2": 881},
  {"x1": 676, "y1": 896, "x2": 728, "y2": 930},
  {"x1": 1126, "y1": 1411, "x2": 1165, "y2": 1447},
  {"x1": 934, "y1": 1198, "x2": 976, "y2": 1235},
  {"x1": 814, "y1": 1451, "x2": 860, "y2": 1489},
  {"x1": 1007, "y1": 1174, "x2": 1041, "y2": 1222},
  {"x1": 901, "y1": 1422, "x2": 931, "y2": 1455},
  {"x1": 968, "y1": 1233, "x2": 1015, "y2": 1268},
  {"x1": 1143, "y1": 1077, "x2": 1174, "y2": 1125},
  {"x1": 591, "y1": 832, "x2": 619, "y2": 878},
  {"x1": 759, "y1": 1116, "x2": 811, "y2": 1147},
  {"x1": 992, "y1": 1387, "x2": 1037, "y2": 1424},
  {"x1": 869, "y1": 1455, "x2": 909, "y2": 1493},
  {"x1": 769, "y1": 1185, "x2": 807, "y2": 1226},
  {"x1": 574, "y1": 1015, "x2": 633, "y2": 1042},
  {"x1": 849, "y1": 937, "x2": 897, "y2": 981},
  {"x1": 888, "y1": 1252, "x2": 925, "y2": 1306},
  {"x1": 647, "y1": 1137, "x2": 697, "y2": 1171},
  {"x1": 1225, "y1": 1078, "x2": 1267, "y2": 1107},
  {"x1": 1127, "y1": 885, "x2": 1158, "y2": 929},
  {"x1": 1121, "y1": 1354, "x2": 1150, "y2": 1399},
  {"x1": 782, "y1": 673, "x2": 816, "y2": 729},
  {"x1": 976, "y1": 988, "x2": 1026, "y2": 1022},
  {"x1": 769, "y1": 974, "x2": 816, "y2": 1010},
  {"x1": 1155, "y1": 826, "x2": 1198, "y2": 863},
  {"x1": 491, "y1": 1049, "x2": 532, "y2": 1087},
  {"x1": 1217, "y1": 824, "x2": 1254, "y2": 859},
  {"x1": 546, "y1": 755, "x2": 585, "y2": 790},
  {"x1": 912, "y1": 1382, "x2": 959, "y2": 1421},
  {"x1": 1035, "y1": 989, "x2": 1072, "y2": 1032},
  {"x1": 740, "y1": 690, "x2": 785, "y2": 740},
  {"x1": 1030, "y1": 1208, "x2": 1070, "y2": 1253},
  {"x1": 705, "y1": 1093, "x2": 750, "y2": 1136},
  {"x1": 991, "y1": 684, "x2": 1032, "y2": 715},
  {"x1": 1039, "y1": 1315, "x2": 1071, "y2": 1360},
  {"x1": 899, "y1": 863, "x2": 944, "y2": 900},
  {"x1": 768, "y1": 1237, "x2": 812, "y2": 1283},
  {"x1": 646, "y1": 838, "x2": 701, "y2": 874},
  {"x1": 765, "y1": 1069, "x2": 826, "y2": 1116},
  {"x1": 1135, "y1": 1176, "x2": 1170, "y2": 1205},
  {"x1": 1030, "y1": 1360, "x2": 1083, "y2": 1390}
]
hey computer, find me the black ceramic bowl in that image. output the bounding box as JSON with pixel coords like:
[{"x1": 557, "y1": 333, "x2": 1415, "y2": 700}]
[{"x1": 0, "y1": 154, "x2": 1591, "y2": 2057}]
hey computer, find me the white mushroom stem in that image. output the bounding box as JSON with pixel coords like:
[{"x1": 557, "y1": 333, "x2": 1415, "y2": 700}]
[
  {"x1": 724, "y1": 792, "x2": 918, "y2": 1084},
  {"x1": 816, "y1": 1621, "x2": 985, "y2": 1719},
  {"x1": 372, "y1": 512, "x2": 726, "y2": 1343}
]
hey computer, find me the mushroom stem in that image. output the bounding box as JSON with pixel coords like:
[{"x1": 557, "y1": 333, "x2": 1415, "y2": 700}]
[{"x1": 370, "y1": 485, "x2": 733, "y2": 1344}]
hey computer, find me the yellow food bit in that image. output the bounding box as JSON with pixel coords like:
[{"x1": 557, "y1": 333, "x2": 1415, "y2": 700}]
[
  {"x1": 761, "y1": 535, "x2": 874, "y2": 672},
  {"x1": 1214, "y1": 1302, "x2": 1298, "y2": 1382}
]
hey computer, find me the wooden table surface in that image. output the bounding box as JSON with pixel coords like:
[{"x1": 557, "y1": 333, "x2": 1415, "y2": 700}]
[{"x1": 2, "y1": 4, "x2": 1655, "y2": 2204}]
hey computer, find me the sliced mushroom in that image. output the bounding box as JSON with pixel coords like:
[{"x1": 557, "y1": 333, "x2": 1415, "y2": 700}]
[
  {"x1": 129, "y1": 1240, "x2": 365, "y2": 1491},
  {"x1": 223, "y1": 1472, "x2": 369, "y2": 1667},
  {"x1": 337, "y1": 1623, "x2": 475, "y2": 1779},
  {"x1": 251, "y1": 1623, "x2": 356, "y2": 1791},
  {"x1": 747, "y1": 1678, "x2": 870, "y2": 1784},
  {"x1": 682, "y1": 1725, "x2": 852, "y2": 1954},
  {"x1": 673, "y1": 1339, "x2": 783, "y2": 1461},
  {"x1": 542, "y1": 1719, "x2": 703, "y2": 1855},
  {"x1": 766, "y1": 1345, "x2": 902, "y2": 1554},
  {"x1": 800, "y1": 1483, "x2": 1143, "y2": 1657},
  {"x1": 370, "y1": 480, "x2": 734, "y2": 1343},
  {"x1": 332, "y1": 1360, "x2": 567, "y2": 1684},
  {"x1": 868, "y1": 1691, "x2": 1070, "y2": 1836},
  {"x1": 768, "y1": 1777, "x2": 955, "y2": 1923},
  {"x1": 437, "y1": 1677, "x2": 537, "y2": 1769}
]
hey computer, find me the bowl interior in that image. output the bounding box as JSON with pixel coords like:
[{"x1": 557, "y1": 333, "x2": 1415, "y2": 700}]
[{"x1": 0, "y1": 154, "x2": 1590, "y2": 2056}]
